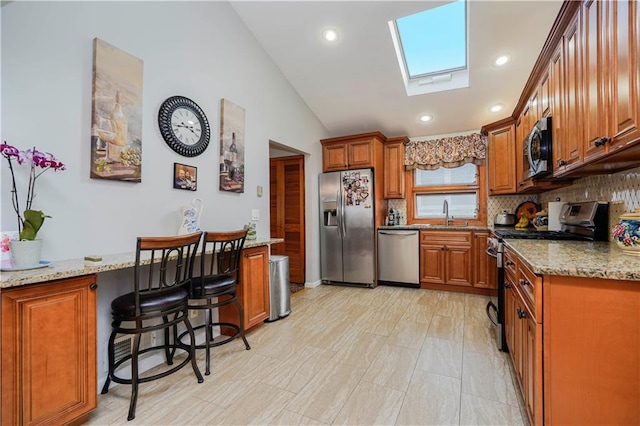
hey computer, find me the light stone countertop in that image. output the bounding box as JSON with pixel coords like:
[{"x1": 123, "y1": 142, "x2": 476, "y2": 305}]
[
  {"x1": 0, "y1": 238, "x2": 283, "y2": 289},
  {"x1": 378, "y1": 225, "x2": 490, "y2": 231},
  {"x1": 504, "y1": 239, "x2": 640, "y2": 281}
]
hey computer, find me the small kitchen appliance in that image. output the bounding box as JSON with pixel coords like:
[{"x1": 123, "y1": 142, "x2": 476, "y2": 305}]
[{"x1": 524, "y1": 116, "x2": 552, "y2": 180}]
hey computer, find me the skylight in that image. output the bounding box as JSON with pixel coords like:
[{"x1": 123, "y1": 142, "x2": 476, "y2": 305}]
[{"x1": 390, "y1": 0, "x2": 469, "y2": 96}]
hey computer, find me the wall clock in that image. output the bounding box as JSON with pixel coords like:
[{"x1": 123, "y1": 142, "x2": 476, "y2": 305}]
[{"x1": 158, "y1": 96, "x2": 211, "y2": 157}]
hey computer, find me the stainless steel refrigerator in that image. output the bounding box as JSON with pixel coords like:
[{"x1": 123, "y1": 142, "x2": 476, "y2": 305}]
[{"x1": 319, "y1": 168, "x2": 375, "y2": 287}]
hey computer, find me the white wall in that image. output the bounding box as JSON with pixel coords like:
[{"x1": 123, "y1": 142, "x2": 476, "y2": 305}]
[
  {"x1": 1, "y1": 1, "x2": 326, "y2": 279},
  {"x1": 2, "y1": 0, "x2": 327, "y2": 381}
]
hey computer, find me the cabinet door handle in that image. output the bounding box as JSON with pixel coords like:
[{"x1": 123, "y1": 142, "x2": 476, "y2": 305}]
[
  {"x1": 593, "y1": 137, "x2": 611, "y2": 147},
  {"x1": 557, "y1": 159, "x2": 567, "y2": 167},
  {"x1": 90, "y1": 283, "x2": 98, "y2": 290},
  {"x1": 519, "y1": 278, "x2": 530, "y2": 286},
  {"x1": 244, "y1": 254, "x2": 249, "y2": 258},
  {"x1": 517, "y1": 308, "x2": 527, "y2": 319},
  {"x1": 505, "y1": 282, "x2": 511, "y2": 289},
  {"x1": 506, "y1": 260, "x2": 514, "y2": 267}
]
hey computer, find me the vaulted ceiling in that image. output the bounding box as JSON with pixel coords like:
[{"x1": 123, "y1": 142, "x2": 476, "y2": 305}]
[{"x1": 231, "y1": 1, "x2": 563, "y2": 138}]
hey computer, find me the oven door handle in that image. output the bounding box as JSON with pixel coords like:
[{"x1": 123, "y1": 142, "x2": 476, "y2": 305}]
[
  {"x1": 486, "y1": 301, "x2": 499, "y2": 326},
  {"x1": 485, "y1": 247, "x2": 498, "y2": 258}
]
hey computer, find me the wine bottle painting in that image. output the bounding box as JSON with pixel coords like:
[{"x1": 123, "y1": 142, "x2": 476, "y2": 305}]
[
  {"x1": 219, "y1": 99, "x2": 245, "y2": 193},
  {"x1": 90, "y1": 38, "x2": 143, "y2": 182}
]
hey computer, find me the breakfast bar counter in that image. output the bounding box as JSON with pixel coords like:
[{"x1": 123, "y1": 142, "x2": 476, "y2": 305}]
[
  {"x1": 504, "y1": 239, "x2": 640, "y2": 281},
  {"x1": 0, "y1": 238, "x2": 284, "y2": 289}
]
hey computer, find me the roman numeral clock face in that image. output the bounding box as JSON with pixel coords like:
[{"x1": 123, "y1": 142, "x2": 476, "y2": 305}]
[
  {"x1": 171, "y1": 107, "x2": 202, "y2": 145},
  {"x1": 158, "y1": 96, "x2": 211, "y2": 157}
]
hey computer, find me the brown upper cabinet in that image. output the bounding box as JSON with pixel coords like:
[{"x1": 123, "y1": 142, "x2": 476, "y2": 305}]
[
  {"x1": 579, "y1": 0, "x2": 640, "y2": 172},
  {"x1": 484, "y1": 0, "x2": 640, "y2": 187},
  {"x1": 320, "y1": 131, "x2": 386, "y2": 172},
  {"x1": 383, "y1": 136, "x2": 408, "y2": 199},
  {"x1": 487, "y1": 122, "x2": 517, "y2": 195},
  {"x1": 320, "y1": 131, "x2": 387, "y2": 227}
]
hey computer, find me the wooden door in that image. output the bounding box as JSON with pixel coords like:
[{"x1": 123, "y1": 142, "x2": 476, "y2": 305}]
[
  {"x1": 550, "y1": 45, "x2": 566, "y2": 175},
  {"x1": 539, "y1": 69, "x2": 551, "y2": 118},
  {"x1": 487, "y1": 124, "x2": 516, "y2": 195},
  {"x1": 583, "y1": 0, "x2": 610, "y2": 162},
  {"x1": 2, "y1": 275, "x2": 97, "y2": 425},
  {"x1": 322, "y1": 142, "x2": 348, "y2": 172},
  {"x1": 269, "y1": 155, "x2": 305, "y2": 284},
  {"x1": 473, "y1": 231, "x2": 496, "y2": 289},
  {"x1": 444, "y1": 245, "x2": 472, "y2": 287},
  {"x1": 420, "y1": 244, "x2": 446, "y2": 285},
  {"x1": 561, "y1": 12, "x2": 584, "y2": 170},
  {"x1": 524, "y1": 311, "x2": 537, "y2": 425},
  {"x1": 383, "y1": 137, "x2": 407, "y2": 199},
  {"x1": 348, "y1": 139, "x2": 374, "y2": 169},
  {"x1": 609, "y1": 0, "x2": 640, "y2": 149}
]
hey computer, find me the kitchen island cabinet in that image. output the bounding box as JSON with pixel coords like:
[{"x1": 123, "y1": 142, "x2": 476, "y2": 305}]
[
  {"x1": 2, "y1": 274, "x2": 98, "y2": 426},
  {"x1": 503, "y1": 240, "x2": 640, "y2": 426}
]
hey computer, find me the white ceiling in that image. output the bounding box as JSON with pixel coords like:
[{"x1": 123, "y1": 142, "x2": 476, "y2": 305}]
[{"x1": 231, "y1": 0, "x2": 563, "y2": 139}]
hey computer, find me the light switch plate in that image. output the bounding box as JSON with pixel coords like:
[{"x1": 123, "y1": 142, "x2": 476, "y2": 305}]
[
  {"x1": 251, "y1": 209, "x2": 260, "y2": 221},
  {"x1": 256, "y1": 185, "x2": 263, "y2": 197}
]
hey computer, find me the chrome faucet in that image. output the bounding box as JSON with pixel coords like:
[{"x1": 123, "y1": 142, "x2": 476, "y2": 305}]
[{"x1": 443, "y1": 199, "x2": 452, "y2": 227}]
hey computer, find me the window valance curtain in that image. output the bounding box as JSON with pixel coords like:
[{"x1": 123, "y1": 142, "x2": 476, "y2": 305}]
[{"x1": 404, "y1": 132, "x2": 486, "y2": 170}]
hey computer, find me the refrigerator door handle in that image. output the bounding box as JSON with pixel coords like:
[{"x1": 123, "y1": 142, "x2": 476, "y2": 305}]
[
  {"x1": 341, "y1": 188, "x2": 347, "y2": 237},
  {"x1": 335, "y1": 190, "x2": 342, "y2": 238}
]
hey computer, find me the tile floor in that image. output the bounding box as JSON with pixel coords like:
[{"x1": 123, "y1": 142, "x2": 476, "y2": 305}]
[{"x1": 87, "y1": 284, "x2": 528, "y2": 425}]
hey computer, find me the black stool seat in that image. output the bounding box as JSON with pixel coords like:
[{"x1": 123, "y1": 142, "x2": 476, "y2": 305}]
[
  {"x1": 186, "y1": 274, "x2": 235, "y2": 297},
  {"x1": 111, "y1": 287, "x2": 189, "y2": 317}
]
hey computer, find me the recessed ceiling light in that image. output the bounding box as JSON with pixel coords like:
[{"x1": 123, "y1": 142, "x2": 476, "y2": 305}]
[
  {"x1": 493, "y1": 54, "x2": 511, "y2": 67},
  {"x1": 322, "y1": 28, "x2": 339, "y2": 43},
  {"x1": 418, "y1": 114, "x2": 433, "y2": 123},
  {"x1": 489, "y1": 104, "x2": 504, "y2": 113}
]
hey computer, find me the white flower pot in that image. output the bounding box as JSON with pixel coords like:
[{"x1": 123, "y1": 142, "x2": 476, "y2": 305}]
[{"x1": 9, "y1": 239, "x2": 43, "y2": 268}]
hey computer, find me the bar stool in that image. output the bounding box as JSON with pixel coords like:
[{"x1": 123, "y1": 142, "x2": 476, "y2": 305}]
[
  {"x1": 179, "y1": 229, "x2": 250, "y2": 375},
  {"x1": 101, "y1": 232, "x2": 204, "y2": 421}
]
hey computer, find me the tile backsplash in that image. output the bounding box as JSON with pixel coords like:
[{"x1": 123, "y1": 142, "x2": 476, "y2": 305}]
[{"x1": 539, "y1": 166, "x2": 640, "y2": 237}]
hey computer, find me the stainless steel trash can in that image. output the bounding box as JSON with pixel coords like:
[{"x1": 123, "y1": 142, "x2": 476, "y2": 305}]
[{"x1": 266, "y1": 255, "x2": 291, "y2": 322}]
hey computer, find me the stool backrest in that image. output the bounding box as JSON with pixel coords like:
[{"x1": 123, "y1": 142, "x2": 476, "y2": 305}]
[
  {"x1": 134, "y1": 232, "x2": 202, "y2": 315},
  {"x1": 200, "y1": 229, "x2": 248, "y2": 278}
]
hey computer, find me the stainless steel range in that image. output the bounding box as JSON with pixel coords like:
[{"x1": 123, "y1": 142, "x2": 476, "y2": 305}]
[{"x1": 486, "y1": 201, "x2": 609, "y2": 351}]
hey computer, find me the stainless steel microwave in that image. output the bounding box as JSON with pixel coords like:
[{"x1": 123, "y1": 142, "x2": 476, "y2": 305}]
[{"x1": 525, "y1": 116, "x2": 552, "y2": 179}]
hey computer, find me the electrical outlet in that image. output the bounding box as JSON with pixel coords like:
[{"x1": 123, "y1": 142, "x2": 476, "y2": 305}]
[{"x1": 251, "y1": 209, "x2": 260, "y2": 221}]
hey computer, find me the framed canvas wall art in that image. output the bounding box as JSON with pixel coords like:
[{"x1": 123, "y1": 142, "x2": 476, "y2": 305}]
[{"x1": 90, "y1": 38, "x2": 144, "y2": 182}]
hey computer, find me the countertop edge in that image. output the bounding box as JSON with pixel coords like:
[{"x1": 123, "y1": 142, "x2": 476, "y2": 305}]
[
  {"x1": 503, "y1": 239, "x2": 640, "y2": 282},
  {"x1": 0, "y1": 238, "x2": 283, "y2": 289}
]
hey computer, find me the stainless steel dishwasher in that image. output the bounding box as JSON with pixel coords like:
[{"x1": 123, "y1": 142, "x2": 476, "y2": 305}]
[{"x1": 377, "y1": 229, "x2": 420, "y2": 287}]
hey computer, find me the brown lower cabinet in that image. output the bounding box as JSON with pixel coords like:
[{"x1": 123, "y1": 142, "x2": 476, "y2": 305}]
[
  {"x1": 420, "y1": 230, "x2": 496, "y2": 295},
  {"x1": 2, "y1": 275, "x2": 98, "y2": 426},
  {"x1": 219, "y1": 245, "x2": 270, "y2": 332},
  {"x1": 504, "y1": 247, "x2": 640, "y2": 425}
]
